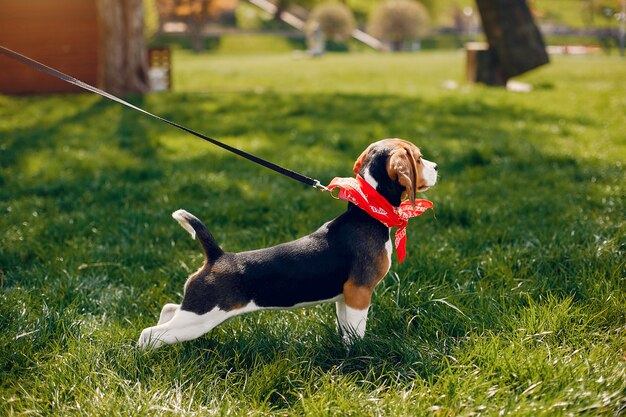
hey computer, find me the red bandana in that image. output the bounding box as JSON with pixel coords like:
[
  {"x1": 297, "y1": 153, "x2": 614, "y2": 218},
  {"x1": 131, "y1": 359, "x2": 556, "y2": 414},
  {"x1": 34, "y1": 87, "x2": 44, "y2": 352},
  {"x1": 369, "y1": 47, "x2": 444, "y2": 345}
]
[{"x1": 327, "y1": 175, "x2": 433, "y2": 264}]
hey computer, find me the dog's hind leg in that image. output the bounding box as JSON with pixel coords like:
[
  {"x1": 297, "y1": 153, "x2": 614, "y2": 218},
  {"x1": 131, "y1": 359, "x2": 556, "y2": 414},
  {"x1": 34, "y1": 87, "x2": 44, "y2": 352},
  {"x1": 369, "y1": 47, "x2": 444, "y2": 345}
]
[
  {"x1": 157, "y1": 303, "x2": 180, "y2": 325},
  {"x1": 138, "y1": 309, "x2": 212, "y2": 349},
  {"x1": 341, "y1": 281, "x2": 372, "y2": 345},
  {"x1": 138, "y1": 306, "x2": 246, "y2": 349}
]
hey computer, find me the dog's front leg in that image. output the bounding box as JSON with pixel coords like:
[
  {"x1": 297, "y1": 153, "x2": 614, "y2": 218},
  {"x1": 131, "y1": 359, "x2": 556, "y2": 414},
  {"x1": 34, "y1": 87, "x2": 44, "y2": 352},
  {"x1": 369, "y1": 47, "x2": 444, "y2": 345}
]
[
  {"x1": 339, "y1": 282, "x2": 372, "y2": 345},
  {"x1": 341, "y1": 304, "x2": 369, "y2": 345}
]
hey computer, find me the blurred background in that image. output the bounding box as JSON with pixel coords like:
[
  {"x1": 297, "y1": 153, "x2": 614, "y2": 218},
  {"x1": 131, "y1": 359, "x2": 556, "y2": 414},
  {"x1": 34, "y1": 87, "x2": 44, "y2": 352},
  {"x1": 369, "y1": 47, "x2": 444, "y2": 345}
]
[{"x1": 1, "y1": 0, "x2": 625, "y2": 95}]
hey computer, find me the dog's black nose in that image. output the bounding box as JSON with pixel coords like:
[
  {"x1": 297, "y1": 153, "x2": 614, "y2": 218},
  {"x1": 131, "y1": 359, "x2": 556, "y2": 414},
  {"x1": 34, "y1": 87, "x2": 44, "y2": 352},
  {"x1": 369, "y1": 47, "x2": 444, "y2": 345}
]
[{"x1": 434, "y1": 164, "x2": 438, "y2": 171}]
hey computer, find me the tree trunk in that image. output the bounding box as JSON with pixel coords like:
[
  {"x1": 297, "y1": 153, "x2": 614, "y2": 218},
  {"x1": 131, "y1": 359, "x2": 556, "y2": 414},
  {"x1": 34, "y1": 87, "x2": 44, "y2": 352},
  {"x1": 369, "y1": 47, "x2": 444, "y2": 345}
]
[
  {"x1": 475, "y1": 0, "x2": 549, "y2": 85},
  {"x1": 97, "y1": 0, "x2": 149, "y2": 95}
]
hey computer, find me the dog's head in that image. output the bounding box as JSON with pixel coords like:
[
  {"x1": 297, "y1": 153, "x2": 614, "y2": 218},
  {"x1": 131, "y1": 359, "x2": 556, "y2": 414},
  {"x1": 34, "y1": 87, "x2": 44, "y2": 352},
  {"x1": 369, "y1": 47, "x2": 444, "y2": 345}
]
[{"x1": 353, "y1": 138, "x2": 438, "y2": 206}]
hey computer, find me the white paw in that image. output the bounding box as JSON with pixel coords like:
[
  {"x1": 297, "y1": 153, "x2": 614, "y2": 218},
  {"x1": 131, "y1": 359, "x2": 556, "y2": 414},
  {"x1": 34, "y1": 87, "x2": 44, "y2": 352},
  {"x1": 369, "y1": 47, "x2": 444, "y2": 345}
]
[
  {"x1": 137, "y1": 327, "x2": 164, "y2": 350},
  {"x1": 342, "y1": 333, "x2": 353, "y2": 347},
  {"x1": 340, "y1": 329, "x2": 363, "y2": 347}
]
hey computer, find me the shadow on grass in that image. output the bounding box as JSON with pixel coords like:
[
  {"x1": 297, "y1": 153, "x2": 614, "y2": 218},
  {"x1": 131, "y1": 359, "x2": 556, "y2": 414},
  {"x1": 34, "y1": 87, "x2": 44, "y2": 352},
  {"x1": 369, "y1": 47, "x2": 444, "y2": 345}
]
[{"x1": 1, "y1": 90, "x2": 623, "y2": 409}]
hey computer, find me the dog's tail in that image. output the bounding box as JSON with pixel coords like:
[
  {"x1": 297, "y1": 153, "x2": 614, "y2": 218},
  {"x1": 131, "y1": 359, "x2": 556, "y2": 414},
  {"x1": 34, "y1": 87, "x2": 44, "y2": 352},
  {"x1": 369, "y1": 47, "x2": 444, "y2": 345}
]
[{"x1": 172, "y1": 209, "x2": 224, "y2": 264}]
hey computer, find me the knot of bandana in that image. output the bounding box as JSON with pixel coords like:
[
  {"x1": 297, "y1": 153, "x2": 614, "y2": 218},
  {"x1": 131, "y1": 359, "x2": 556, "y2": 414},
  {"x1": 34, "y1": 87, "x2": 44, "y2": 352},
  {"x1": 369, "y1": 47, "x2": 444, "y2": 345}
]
[{"x1": 327, "y1": 175, "x2": 433, "y2": 263}]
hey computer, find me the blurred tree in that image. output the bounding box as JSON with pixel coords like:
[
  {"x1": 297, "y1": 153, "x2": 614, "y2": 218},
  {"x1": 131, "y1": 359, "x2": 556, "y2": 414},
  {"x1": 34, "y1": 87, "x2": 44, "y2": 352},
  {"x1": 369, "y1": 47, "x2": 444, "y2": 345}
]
[
  {"x1": 97, "y1": 0, "x2": 150, "y2": 95},
  {"x1": 368, "y1": 0, "x2": 430, "y2": 51},
  {"x1": 474, "y1": 0, "x2": 548, "y2": 85},
  {"x1": 306, "y1": 3, "x2": 356, "y2": 42}
]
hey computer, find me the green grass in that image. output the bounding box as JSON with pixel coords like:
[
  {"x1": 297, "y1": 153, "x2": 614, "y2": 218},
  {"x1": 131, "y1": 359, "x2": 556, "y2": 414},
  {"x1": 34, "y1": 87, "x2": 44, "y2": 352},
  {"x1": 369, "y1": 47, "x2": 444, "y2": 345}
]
[{"x1": 1, "y1": 51, "x2": 625, "y2": 416}]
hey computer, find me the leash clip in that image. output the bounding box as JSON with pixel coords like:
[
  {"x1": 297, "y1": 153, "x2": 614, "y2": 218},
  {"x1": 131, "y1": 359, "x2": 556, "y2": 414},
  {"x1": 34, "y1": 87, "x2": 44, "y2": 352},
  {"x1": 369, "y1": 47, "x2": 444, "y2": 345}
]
[
  {"x1": 312, "y1": 180, "x2": 330, "y2": 193},
  {"x1": 312, "y1": 180, "x2": 339, "y2": 199},
  {"x1": 313, "y1": 180, "x2": 341, "y2": 199}
]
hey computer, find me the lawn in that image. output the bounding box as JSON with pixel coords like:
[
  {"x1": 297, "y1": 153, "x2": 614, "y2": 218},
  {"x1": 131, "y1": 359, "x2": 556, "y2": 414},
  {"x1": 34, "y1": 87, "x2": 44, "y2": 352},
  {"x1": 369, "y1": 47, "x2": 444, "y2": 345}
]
[{"x1": 1, "y1": 51, "x2": 625, "y2": 416}]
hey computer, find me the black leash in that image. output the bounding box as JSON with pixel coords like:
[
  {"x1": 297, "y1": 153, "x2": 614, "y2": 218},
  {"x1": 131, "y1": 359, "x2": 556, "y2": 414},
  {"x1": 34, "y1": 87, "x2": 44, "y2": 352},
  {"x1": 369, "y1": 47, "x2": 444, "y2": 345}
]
[{"x1": 0, "y1": 45, "x2": 329, "y2": 192}]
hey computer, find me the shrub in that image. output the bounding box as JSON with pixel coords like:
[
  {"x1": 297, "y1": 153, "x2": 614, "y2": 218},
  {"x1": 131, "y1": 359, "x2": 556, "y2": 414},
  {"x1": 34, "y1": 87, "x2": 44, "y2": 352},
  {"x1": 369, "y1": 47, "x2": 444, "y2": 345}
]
[
  {"x1": 368, "y1": 0, "x2": 431, "y2": 51},
  {"x1": 306, "y1": 2, "x2": 356, "y2": 43}
]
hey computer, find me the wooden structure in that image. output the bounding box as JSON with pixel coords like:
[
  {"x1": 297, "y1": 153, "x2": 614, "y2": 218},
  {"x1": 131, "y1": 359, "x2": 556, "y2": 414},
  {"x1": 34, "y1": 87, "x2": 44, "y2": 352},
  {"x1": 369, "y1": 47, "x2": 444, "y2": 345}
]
[{"x1": 0, "y1": 0, "x2": 100, "y2": 94}]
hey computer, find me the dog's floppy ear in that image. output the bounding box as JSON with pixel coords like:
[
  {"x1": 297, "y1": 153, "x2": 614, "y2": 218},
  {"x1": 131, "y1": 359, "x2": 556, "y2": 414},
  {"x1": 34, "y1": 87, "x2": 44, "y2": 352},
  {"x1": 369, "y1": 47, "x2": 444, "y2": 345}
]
[
  {"x1": 387, "y1": 148, "x2": 417, "y2": 204},
  {"x1": 353, "y1": 144, "x2": 374, "y2": 174}
]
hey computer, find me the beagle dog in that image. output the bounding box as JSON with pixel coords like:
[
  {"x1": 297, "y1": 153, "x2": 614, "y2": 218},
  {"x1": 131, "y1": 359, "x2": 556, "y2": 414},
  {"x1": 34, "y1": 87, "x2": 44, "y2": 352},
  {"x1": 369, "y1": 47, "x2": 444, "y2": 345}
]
[{"x1": 138, "y1": 138, "x2": 438, "y2": 349}]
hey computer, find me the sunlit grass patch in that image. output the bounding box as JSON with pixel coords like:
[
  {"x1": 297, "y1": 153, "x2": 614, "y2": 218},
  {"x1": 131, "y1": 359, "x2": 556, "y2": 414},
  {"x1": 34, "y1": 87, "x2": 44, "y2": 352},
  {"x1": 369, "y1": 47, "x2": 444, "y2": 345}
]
[{"x1": 1, "y1": 51, "x2": 624, "y2": 416}]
